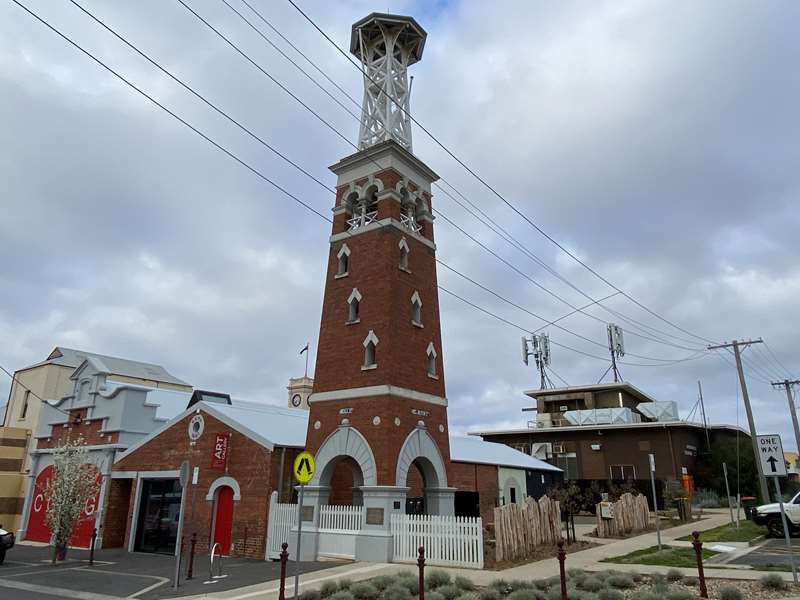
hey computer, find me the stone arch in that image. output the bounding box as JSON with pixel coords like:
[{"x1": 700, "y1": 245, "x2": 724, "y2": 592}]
[
  {"x1": 395, "y1": 426, "x2": 448, "y2": 489},
  {"x1": 311, "y1": 424, "x2": 378, "y2": 488},
  {"x1": 206, "y1": 476, "x2": 242, "y2": 501}
]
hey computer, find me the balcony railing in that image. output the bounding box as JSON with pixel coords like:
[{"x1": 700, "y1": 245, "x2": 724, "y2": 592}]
[{"x1": 347, "y1": 210, "x2": 378, "y2": 231}]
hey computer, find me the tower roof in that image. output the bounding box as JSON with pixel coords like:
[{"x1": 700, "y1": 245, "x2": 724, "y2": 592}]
[{"x1": 350, "y1": 13, "x2": 427, "y2": 66}]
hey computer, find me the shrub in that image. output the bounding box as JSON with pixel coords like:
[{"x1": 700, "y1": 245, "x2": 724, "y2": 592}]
[
  {"x1": 576, "y1": 593, "x2": 599, "y2": 600},
  {"x1": 630, "y1": 573, "x2": 643, "y2": 583},
  {"x1": 456, "y1": 595, "x2": 476, "y2": 600},
  {"x1": 397, "y1": 576, "x2": 419, "y2": 596},
  {"x1": 508, "y1": 591, "x2": 539, "y2": 600},
  {"x1": 546, "y1": 588, "x2": 563, "y2": 600},
  {"x1": 598, "y1": 590, "x2": 624, "y2": 600},
  {"x1": 350, "y1": 583, "x2": 378, "y2": 600},
  {"x1": 383, "y1": 584, "x2": 411, "y2": 600},
  {"x1": 490, "y1": 580, "x2": 511, "y2": 595},
  {"x1": 629, "y1": 593, "x2": 660, "y2": 600},
  {"x1": 338, "y1": 579, "x2": 353, "y2": 591},
  {"x1": 666, "y1": 569, "x2": 683, "y2": 583},
  {"x1": 321, "y1": 581, "x2": 339, "y2": 598},
  {"x1": 427, "y1": 593, "x2": 445, "y2": 600},
  {"x1": 329, "y1": 592, "x2": 354, "y2": 600},
  {"x1": 300, "y1": 591, "x2": 321, "y2": 600},
  {"x1": 427, "y1": 571, "x2": 452, "y2": 590},
  {"x1": 718, "y1": 586, "x2": 744, "y2": 600},
  {"x1": 395, "y1": 571, "x2": 415, "y2": 580},
  {"x1": 371, "y1": 576, "x2": 396, "y2": 591},
  {"x1": 761, "y1": 573, "x2": 787, "y2": 590},
  {"x1": 605, "y1": 575, "x2": 634, "y2": 589},
  {"x1": 534, "y1": 579, "x2": 551, "y2": 591},
  {"x1": 665, "y1": 589, "x2": 694, "y2": 600},
  {"x1": 437, "y1": 585, "x2": 461, "y2": 600},
  {"x1": 681, "y1": 576, "x2": 697, "y2": 587},
  {"x1": 648, "y1": 574, "x2": 665, "y2": 586},
  {"x1": 480, "y1": 590, "x2": 502, "y2": 600},
  {"x1": 578, "y1": 577, "x2": 603, "y2": 592},
  {"x1": 508, "y1": 580, "x2": 533, "y2": 592},
  {"x1": 455, "y1": 576, "x2": 475, "y2": 591}
]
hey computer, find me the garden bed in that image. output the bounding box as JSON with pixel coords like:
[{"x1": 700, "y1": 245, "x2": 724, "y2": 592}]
[
  {"x1": 486, "y1": 541, "x2": 598, "y2": 570},
  {"x1": 304, "y1": 567, "x2": 800, "y2": 600},
  {"x1": 601, "y1": 545, "x2": 719, "y2": 567}
]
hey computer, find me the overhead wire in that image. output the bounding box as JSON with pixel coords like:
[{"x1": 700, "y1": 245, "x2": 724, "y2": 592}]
[{"x1": 0, "y1": 364, "x2": 73, "y2": 418}]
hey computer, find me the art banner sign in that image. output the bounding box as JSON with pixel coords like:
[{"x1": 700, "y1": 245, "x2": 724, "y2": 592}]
[{"x1": 211, "y1": 434, "x2": 230, "y2": 471}]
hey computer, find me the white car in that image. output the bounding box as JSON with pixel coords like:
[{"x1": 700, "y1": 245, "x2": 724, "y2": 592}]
[
  {"x1": 752, "y1": 491, "x2": 800, "y2": 537},
  {"x1": 0, "y1": 527, "x2": 14, "y2": 565}
]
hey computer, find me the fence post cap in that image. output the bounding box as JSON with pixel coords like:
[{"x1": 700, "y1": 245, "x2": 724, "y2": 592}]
[
  {"x1": 281, "y1": 542, "x2": 288, "y2": 550},
  {"x1": 691, "y1": 531, "x2": 700, "y2": 540}
]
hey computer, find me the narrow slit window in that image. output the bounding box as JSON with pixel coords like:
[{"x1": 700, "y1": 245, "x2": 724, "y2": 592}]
[
  {"x1": 426, "y1": 342, "x2": 437, "y2": 377},
  {"x1": 347, "y1": 288, "x2": 362, "y2": 323},
  {"x1": 411, "y1": 291, "x2": 422, "y2": 326},
  {"x1": 364, "y1": 341, "x2": 376, "y2": 368},
  {"x1": 399, "y1": 238, "x2": 410, "y2": 271},
  {"x1": 336, "y1": 244, "x2": 350, "y2": 277}
]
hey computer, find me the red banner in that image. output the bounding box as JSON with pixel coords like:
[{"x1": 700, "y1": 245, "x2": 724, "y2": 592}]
[{"x1": 211, "y1": 434, "x2": 229, "y2": 471}]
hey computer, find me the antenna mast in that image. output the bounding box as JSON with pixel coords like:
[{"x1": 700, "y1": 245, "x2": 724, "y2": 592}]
[
  {"x1": 523, "y1": 333, "x2": 553, "y2": 389},
  {"x1": 607, "y1": 323, "x2": 625, "y2": 383}
]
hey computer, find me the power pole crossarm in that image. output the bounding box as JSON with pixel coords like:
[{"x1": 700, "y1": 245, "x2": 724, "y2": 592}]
[{"x1": 708, "y1": 339, "x2": 768, "y2": 502}]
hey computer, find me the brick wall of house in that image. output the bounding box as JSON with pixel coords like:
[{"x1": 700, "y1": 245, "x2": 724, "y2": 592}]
[
  {"x1": 102, "y1": 478, "x2": 131, "y2": 548},
  {"x1": 450, "y1": 462, "x2": 499, "y2": 525},
  {"x1": 109, "y1": 410, "x2": 275, "y2": 559}
]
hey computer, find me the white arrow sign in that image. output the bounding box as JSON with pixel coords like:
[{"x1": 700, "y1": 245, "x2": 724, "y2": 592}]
[{"x1": 757, "y1": 434, "x2": 787, "y2": 477}]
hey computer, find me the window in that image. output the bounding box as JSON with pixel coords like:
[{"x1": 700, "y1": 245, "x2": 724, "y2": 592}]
[
  {"x1": 362, "y1": 330, "x2": 379, "y2": 370},
  {"x1": 426, "y1": 342, "x2": 437, "y2": 378},
  {"x1": 336, "y1": 244, "x2": 350, "y2": 277},
  {"x1": 347, "y1": 288, "x2": 362, "y2": 324},
  {"x1": 609, "y1": 464, "x2": 636, "y2": 480},
  {"x1": 554, "y1": 452, "x2": 578, "y2": 480},
  {"x1": 411, "y1": 291, "x2": 422, "y2": 326},
  {"x1": 399, "y1": 238, "x2": 410, "y2": 271},
  {"x1": 20, "y1": 390, "x2": 30, "y2": 420},
  {"x1": 510, "y1": 487, "x2": 517, "y2": 504}
]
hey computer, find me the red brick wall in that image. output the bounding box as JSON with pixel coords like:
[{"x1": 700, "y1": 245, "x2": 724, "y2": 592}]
[
  {"x1": 110, "y1": 410, "x2": 274, "y2": 559},
  {"x1": 450, "y1": 462, "x2": 498, "y2": 525},
  {"x1": 102, "y1": 478, "x2": 132, "y2": 548},
  {"x1": 36, "y1": 408, "x2": 119, "y2": 448}
]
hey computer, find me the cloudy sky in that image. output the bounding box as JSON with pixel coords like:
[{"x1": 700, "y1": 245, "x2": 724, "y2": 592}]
[{"x1": 1, "y1": 1, "x2": 798, "y2": 450}]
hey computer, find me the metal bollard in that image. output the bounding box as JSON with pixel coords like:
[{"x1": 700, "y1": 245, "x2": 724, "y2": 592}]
[
  {"x1": 187, "y1": 533, "x2": 197, "y2": 580},
  {"x1": 691, "y1": 531, "x2": 708, "y2": 598},
  {"x1": 89, "y1": 528, "x2": 97, "y2": 567},
  {"x1": 557, "y1": 539, "x2": 567, "y2": 600},
  {"x1": 279, "y1": 543, "x2": 289, "y2": 600},
  {"x1": 418, "y1": 546, "x2": 426, "y2": 600}
]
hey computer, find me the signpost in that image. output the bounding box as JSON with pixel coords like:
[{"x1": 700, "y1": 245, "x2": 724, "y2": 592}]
[
  {"x1": 756, "y1": 434, "x2": 796, "y2": 583},
  {"x1": 292, "y1": 451, "x2": 315, "y2": 600},
  {"x1": 648, "y1": 454, "x2": 661, "y2": 550},
  {"x1": 174, "y1": 460, "x2": 190, "y2": 591}
]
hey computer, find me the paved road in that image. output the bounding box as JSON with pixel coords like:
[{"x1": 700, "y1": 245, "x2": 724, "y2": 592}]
[
  {"x1": 0, "y1": 544, "x2": 341, "y2": 599},
  {"x1": 730, "y1": 538, "x2": 799, "y2": 570}
]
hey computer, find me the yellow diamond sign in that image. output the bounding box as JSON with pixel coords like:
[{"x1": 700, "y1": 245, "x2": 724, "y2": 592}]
[{"x1": 293, "y1": 451, "x2": 315, "y2": 484}]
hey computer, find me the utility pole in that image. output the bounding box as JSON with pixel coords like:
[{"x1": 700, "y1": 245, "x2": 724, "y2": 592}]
[
  {"x1": 697, "y1": 381, "x2": 711, "y2": 451},
  {"x1": 772, "y1": 380, "x2": 800, "y2": 464},
  {"x1": 708, "y1": 339, "x2": 767, "y2": 502}
]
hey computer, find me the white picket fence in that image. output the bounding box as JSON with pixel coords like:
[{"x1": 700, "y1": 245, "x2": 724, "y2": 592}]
[
  {"x1": 391, "y1": 514, "x2": 484, "y2": 569},
  {"x1": 318, "y1": 505, "x2": 364, "y2": 532},
  {"x1": 265, "y1": 491, "x2": 297, "y2": 559}
]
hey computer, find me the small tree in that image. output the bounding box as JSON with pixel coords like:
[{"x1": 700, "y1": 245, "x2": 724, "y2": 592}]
[{"x1": 43, "y1": 436, "x2": 100, "y2": 564}]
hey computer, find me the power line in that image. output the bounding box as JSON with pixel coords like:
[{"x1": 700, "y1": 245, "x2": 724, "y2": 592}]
[
  {"x1": 285, "y1": 0, "x2": 720, "y2": 348},
  {"x1": 0, "y1": 364, "x2": 72, "y2": 418},
  {"x1": 764, "y1": 340, "x2": 795, "y2": 379}
]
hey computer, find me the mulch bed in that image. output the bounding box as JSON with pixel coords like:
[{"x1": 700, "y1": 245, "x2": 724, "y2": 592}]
[{"x1": 484, "y1": 541, "x2": 598, "y2": 570}]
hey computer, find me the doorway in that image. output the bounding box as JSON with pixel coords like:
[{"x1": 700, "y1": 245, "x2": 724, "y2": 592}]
[
  {"x1": 134, "y1": 479, "x2": 181, "y2": 554},
  {"x1": 212, "y1": 486, "x2": 234, "y2": 555}
]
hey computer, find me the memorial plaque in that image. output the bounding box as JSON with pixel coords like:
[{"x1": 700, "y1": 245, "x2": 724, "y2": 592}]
[
  {"x1": 366, "y1": 507, "x2": 384, "y2": 525},
  {"x1": 301, "y1": 506, "x2": 314, "y2": 522}
]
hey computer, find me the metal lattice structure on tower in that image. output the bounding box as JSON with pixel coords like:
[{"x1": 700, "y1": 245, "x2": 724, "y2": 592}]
[{"x1": 350, "y1": 13, "x2": 427, "y2": 152}]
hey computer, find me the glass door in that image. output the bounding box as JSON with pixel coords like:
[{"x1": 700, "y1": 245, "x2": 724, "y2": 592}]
[{"x1": 134, "y1": 479, "x2": 181, "y2": 554}]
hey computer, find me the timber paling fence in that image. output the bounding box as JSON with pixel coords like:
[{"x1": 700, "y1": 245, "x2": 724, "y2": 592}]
[
  {"x1": 391, "y1": 513, "x2": 484, "y2": 569},
  {"x1": 595, "y1": 492, "x2": 651, "y2": 538},
  {"x1": 493, "y1": 495, "x2": 562, "y2": 563},
  {"x1": 318, "y1": 504, "x2": 364, "y2": 532}
]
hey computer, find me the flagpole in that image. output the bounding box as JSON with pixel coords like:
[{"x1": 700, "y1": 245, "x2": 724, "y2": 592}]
[{"x1": 304, "y1": 342, "x2": 309, "y2": 378}]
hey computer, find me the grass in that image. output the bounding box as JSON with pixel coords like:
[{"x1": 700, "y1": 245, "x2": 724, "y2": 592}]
[
  {"x1": 602, "y1": 545, "x2": 719, "y2": 568},
  {"x1": 677, "y1": 520, "x2": 766, "y2": 543}
]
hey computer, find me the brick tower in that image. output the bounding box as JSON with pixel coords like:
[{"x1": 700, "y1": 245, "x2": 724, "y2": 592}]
[{"x1": 298, "y1": 13, "x2": 454, "y2": 562}]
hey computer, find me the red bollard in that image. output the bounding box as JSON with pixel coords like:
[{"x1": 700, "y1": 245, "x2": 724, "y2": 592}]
[
  {"x1": 89, "y1": 528, "x2": 97, "y2": 567},
  {"x1": 418, "y1": 546, "x2": 426, "y2": 600},
  {"x1": 186, "y1": 533, "x2": 197, "y2": 580},
  {"x1": 279, "y1": 543, "x2": 289, "y2": 600},
  {"x1": 557, "y1": 539, "x2": 567, "y2": 600},
  {"x1": 691, "y1": 531, "x2": 708, "y2": 598}
]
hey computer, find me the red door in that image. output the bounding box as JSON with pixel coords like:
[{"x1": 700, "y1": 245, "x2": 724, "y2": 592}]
[
  {"x1": 213, "y1": 486, "x2": 234, "y2": 555},
  {"x1": 26, "y1": 465, "x2": 101, "y2": 547}
]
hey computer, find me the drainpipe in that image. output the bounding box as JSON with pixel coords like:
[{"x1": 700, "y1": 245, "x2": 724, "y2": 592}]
[
  {"x1": 664, "y1": 424, "x2": 678, "y2": 479},
  {"x1": 277, "y1": 447, "x2": 286, "y2": 502}
]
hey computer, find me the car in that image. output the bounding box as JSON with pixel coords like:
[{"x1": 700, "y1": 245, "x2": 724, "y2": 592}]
[
  {"x1": 752, "y1": 490, "x2": 800, "y2": 537},
  {"x1": 0, "y1": 527, "x2": 14, "y2": 565}
]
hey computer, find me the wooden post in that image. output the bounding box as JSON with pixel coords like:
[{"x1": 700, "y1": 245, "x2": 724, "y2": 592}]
[
  {"x1": 691, "y1": 531, "x2": 708, "y2": 598},
  {"x1": 418, "y1": 546, "x2": 426, "y2": 600},
  {"x1": 186, "y1": 533, "x2": 197, "y2": 579},
  {"x1": 279, "y1": 543, "x2": 289, "y2": 600},
  {"x1": 557, "y1": 539, "x2": 567, "y2": 600}
]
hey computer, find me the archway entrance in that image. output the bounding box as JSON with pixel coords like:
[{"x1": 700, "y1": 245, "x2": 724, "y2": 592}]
[
  {"x1": 395, "y1": 427, "x2": 453, "y2": 516},
  {"x1": 212, "y1": 486, "x2": 234, "y2": 555},
  {"x1": 325, "y1": 457, "x2": 364, "y2": 506},
  {"x1": 405, "y1": 460, "x2": 426, "y2": 515}
]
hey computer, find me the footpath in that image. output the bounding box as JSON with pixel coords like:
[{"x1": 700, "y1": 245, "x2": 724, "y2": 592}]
[{"x1": 179, "y1": 510, "x2": 797, "y2": 600}]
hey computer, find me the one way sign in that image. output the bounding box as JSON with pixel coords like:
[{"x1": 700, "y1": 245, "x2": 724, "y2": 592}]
[{"x1": 757, "y1": 434, "x2": 787, "y2": 477}]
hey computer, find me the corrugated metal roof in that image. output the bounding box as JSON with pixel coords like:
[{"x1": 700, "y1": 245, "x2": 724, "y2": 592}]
[
  {"x1": 23, "y1": 347, "x2": 190, "y2": 387},
  {"x1": 207, "y1": 400, "x2": 310, "y2": 448},
  {"x1": 449, "y1": 436, "x2": 562, "y2": 472}
]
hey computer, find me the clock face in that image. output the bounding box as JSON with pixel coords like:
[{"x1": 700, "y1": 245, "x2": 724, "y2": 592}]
[{"x1": 291, "y1": 394, "x2": 302, "y2": 407}]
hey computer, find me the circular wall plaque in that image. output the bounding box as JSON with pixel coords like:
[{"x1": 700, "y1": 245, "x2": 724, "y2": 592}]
[{"x1": 188, "y1": 414, "x2": 204, "y2": 441}]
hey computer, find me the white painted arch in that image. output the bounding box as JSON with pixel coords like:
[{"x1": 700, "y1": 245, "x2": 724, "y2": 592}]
[
  {"x1": 311, "y1": 424, "x2": 378, "y2": 487},
  {"x1": 395, "y1": 426, "x2": 448, "y2": 488},
  {"x1": 206, "y1": 476, "x2": 242, "y2": 501}
]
